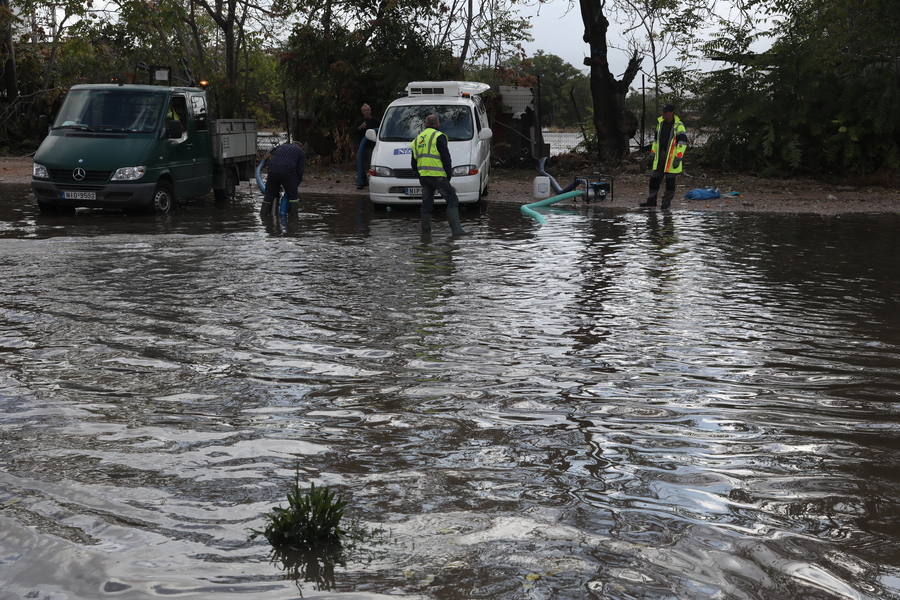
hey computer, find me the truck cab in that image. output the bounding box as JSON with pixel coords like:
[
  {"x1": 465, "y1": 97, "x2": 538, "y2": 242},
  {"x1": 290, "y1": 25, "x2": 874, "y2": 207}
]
[
  {"x1": 365, "y1": 81, "x2": 492, "y2": 206},
  {"x1": 31, "y1": 83, "x2": 256, "y2": 213}
]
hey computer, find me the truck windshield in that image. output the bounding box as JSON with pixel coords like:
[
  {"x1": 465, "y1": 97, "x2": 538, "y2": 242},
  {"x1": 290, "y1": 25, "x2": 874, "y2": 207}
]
[
  {"x1": 53, "y1": 89, "x2": 167, "y2": 134},
  {"x1": 379, "y1": 105, "x2": 473, "y2": 142}
]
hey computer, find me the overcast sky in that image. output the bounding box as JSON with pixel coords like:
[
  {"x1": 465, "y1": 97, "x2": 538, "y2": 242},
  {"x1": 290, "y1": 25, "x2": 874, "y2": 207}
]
[
  {"x1": 518, "y1": 1, "x2": 778, "y2": 84},
  {"x1": 518, "y1": 2, "x2": 635, "y2": 78}
]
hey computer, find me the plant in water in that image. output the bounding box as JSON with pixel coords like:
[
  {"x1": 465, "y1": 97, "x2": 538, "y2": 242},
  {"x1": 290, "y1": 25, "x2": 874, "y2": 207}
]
[{"x1": 253, "y1": 475, "x2": 348, "y2": 551}]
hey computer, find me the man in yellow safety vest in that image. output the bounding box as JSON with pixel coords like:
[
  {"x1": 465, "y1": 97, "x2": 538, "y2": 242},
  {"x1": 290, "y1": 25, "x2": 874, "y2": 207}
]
[
  {"x1": 640, "y1": 103, "x2": 688, "y2": 210},
  {"x1": 411, "y1": 114, "x2": 469, "y2": 235}
]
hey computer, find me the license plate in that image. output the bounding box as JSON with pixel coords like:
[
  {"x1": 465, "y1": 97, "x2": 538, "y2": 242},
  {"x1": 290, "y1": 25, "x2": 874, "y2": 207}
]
[
  {"x1": 403, "y1": 187, "x2": 441, "y2": 197},
  {"x1": 62, "y1": 191, "x2": 96, "y2": 200}
]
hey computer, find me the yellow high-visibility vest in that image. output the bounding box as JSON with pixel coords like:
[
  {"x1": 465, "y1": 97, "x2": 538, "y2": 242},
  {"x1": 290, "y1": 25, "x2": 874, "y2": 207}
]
[
  {"x1": 412, "y1": 128, "x2": 447, "y2": 177},
  {"x1": 651, "y1": 115, "x2": 688, "y2": 174}
]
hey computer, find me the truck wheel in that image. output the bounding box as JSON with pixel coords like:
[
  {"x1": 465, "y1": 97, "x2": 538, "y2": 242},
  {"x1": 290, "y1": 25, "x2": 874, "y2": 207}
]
[
  {"x1": 214, "y1": 169, "x2": 237, "y2": 202},
  {"x1": 153, "y1": 181, "x2": 175, "y2": 213}
]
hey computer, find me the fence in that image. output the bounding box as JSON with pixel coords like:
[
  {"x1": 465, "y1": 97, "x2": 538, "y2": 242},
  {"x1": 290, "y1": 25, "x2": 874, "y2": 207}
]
[
  {"x1": 257, "y1": 130, "x2": 288, "y2": 155},
  {"x1": 541, "y1": 130, "x2": 584, "y2": 156}
]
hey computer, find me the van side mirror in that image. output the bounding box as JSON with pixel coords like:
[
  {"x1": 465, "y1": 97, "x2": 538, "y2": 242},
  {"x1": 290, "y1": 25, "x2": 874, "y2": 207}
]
[
  {"x1": 38, "y1": 114, "x2": 50, "y2": 135},
  {"x1": 166, "y1": 119, "x2": 184, "y2": 138},
  {"x1": 365, "y1": 128, "x2": 378, "y2": 143},
  {"x1": 478, "y1": 127, "x2": 492, "y2": 141}
]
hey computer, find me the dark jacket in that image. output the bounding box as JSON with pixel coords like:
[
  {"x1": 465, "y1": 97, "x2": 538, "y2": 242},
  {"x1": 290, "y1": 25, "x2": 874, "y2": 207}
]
[{"x1": 268, "y1": 143, "x2": 306, "y2": 181}]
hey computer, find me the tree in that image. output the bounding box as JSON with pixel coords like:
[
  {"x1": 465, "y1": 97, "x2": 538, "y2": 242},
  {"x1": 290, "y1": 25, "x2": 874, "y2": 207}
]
[
  {"x1": 280, "y1": 0, "x2": 455, "y2": 161},
  {"x1": 696, "y1": 0, "x2": 900, "y2": 175},
  {"x1": 579, "y1": 0, "x2": 642, "y2": 161},
  {"x1": 0, "y1": 0, "x2": 17, "y2": 99},
  {"x1": 617, "y1": 0, "x2": 713, "y2": 110}
]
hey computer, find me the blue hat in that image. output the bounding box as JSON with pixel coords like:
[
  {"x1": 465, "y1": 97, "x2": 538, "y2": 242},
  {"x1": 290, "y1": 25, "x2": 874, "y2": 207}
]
[{"x1": 662, "y1": 103, "x2": 675, "y2": 113}]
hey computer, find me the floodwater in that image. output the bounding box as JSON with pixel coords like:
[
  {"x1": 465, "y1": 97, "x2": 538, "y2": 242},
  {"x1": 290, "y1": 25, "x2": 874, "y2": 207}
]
[{"x1": 1, "y1": 182, "x2": 900, "y2": 600}]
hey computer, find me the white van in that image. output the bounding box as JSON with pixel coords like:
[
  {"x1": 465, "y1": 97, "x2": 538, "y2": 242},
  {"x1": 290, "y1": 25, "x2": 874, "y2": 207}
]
[{"x1": 366, "y1": 81, "x2": 492, "y2": 206}]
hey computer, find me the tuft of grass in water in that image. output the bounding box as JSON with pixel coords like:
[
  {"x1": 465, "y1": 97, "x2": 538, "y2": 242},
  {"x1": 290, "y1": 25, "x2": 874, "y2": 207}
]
[{"x1": 252, "y1": 475, "x2": 348, "y2": 551}]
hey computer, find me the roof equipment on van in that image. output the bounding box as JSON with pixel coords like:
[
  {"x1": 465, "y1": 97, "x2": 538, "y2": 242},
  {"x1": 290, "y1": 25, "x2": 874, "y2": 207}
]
[{"x1": 404, "y1": 81, "x2": 491, "y2": 98}]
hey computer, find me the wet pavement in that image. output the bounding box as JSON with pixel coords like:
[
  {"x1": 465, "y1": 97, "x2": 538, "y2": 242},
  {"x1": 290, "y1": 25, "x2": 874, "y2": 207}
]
[{"x1": 1, "y1": 183, "x2": 900, "y2": 599}]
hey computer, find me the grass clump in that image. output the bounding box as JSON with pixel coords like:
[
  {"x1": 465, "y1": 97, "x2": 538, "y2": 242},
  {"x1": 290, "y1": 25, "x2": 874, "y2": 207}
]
[{"x1": 253, "y1": 476, "x2": 348, "y2": 551}]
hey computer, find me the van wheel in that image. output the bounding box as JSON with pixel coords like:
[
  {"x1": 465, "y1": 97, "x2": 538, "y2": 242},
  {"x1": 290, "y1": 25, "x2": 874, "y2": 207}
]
[
  {"x1": 153, "y1": 181, "x2": 175, "y2": 213},
  {"x1": 214, "y1": 169, "x2": 237, "y2": 202}
]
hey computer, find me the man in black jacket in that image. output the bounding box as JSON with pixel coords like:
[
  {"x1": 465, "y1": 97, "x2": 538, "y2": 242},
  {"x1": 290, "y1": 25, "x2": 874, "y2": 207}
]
[{"x1": 261, "y1": 141, "x2": 306, "y2": 217}]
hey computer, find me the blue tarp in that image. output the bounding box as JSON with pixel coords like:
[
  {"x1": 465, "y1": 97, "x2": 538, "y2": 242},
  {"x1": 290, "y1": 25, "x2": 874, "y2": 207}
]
[{"x1": 683, "y1": 187, "x2": 721, "y2": 200}]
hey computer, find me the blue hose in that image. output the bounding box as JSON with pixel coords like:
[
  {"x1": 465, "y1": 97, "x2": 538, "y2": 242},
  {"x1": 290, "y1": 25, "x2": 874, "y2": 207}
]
[
  {"x1": 520, "y1": 190, "x2": 584, "y2": 225},
  {"x1": 538, "y1": 157, "x2": 564, "y2": 195}
]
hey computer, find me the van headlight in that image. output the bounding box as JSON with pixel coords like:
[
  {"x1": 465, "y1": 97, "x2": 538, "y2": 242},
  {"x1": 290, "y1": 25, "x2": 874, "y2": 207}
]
[
  {"x1": 112, "y1": 166, "x2": 146, "y2": 181},
  {"x1": 452, "y1": 165, "x2": 478, "y2": 176},
  {"x1": 372, "y1": 165, "x2": 394, "y2": 177},
  {"x1": 32, "y1": 163, "x2": 49, "y2": 179}
]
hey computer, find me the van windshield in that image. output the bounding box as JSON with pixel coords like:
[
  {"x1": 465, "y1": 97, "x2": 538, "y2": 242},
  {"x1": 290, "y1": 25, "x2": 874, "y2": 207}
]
[
  {"x1": 53, "y1": 89, "x2": 168, "y2": 134},
  {"x1": 379, "y1": 105, "x2": 473, "y2": 142}
]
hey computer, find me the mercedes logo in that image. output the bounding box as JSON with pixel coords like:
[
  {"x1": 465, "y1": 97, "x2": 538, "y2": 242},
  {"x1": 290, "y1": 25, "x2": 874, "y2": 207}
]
[{"x1": 72, "y1": 167, "x2": 86, "y2": 181}]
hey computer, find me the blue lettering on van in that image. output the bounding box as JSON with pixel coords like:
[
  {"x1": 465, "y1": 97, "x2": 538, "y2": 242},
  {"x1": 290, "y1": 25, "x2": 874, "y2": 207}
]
[{"x1": 394, "y1": 148, "x2": 412, "y2": 155}]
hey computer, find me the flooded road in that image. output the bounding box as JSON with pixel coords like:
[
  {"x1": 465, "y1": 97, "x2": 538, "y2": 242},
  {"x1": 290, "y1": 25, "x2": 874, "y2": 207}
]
[{"x1": 2, "y1": 183, "x2": 900, "y2": 599}]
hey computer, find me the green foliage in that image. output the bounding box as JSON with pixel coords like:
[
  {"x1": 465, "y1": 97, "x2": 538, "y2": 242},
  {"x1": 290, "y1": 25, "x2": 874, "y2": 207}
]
[
  {"x1": 281, "y1": 14, "x2": 454, "y2": 161},
  {"x1": 254, "y1": 479, "x2": 348, "y2": 550},
  {"x1": 694, "y1": 0, "x2": 900, "y2": 176},
  {"x1": 511, "y1": 51, "x2": 591, "y2": 128}
]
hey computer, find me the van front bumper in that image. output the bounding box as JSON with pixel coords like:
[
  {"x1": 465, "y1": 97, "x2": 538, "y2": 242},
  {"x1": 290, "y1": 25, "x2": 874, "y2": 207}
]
[
  {"x1": 31, "y1": 179, "x2": 158, "y2": 209},
  {"x1": 368, "y1": 175, "x2": 481, "y2": 206}
]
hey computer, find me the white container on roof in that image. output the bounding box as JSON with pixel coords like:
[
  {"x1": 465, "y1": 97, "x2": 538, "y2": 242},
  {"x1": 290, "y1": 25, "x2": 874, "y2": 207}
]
[{"x1": 405, "y1": 81, "x2": 491, "y2": 97}]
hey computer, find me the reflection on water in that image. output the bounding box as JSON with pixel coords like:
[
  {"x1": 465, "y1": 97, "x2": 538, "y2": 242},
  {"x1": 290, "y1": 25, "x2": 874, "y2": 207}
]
[{"x1": 1, "y1": 183, "x2": 900, "y2": 599}]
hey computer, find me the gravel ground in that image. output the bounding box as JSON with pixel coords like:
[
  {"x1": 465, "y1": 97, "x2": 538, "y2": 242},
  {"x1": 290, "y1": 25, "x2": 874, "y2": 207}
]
[{"x1": 7, "y1": 156, "x2": 899, "y2": 215}]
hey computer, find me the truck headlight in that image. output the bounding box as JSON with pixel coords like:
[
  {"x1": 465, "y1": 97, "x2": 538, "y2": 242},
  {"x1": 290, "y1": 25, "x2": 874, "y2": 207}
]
[
  {"x1": 112, "y1": 166, "x2": 147, "y2": 181},
  {"x1": 452, "y1": 165, "x2": 478, "y2": 176},
  {"x1": 372, "y1": 166, "x2": 394, "y2": 177},
  {"x1": 32, "y1": 163, "x2": 49, "y2": 179}
]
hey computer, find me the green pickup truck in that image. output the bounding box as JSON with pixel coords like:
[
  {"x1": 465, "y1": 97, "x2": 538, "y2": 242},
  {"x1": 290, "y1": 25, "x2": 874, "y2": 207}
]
[{"x1": 31, "y1": 83, "x2": 257, "y2": 213}]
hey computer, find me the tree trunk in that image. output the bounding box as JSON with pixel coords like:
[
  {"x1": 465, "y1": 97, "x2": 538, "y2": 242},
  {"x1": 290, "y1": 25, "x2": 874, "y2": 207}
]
[
  {"x1": 580, "y1": 0, "x2": 641, "y2": 162},
  {"x1": 1, "y1": 0, "x2": 17, "y2": 100},
  {"x1": 455, "y1": 0, "x2": 474, "y2": 73}
]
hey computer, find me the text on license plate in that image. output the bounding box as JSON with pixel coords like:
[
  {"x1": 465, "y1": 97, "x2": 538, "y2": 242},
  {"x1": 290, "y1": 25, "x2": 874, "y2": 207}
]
[
  {"x1": 404, "y1": 187, "x2": 441, "y2": 197},
  {"x1": 63, "y1": 191, "x2": 96, "y2": 200}
]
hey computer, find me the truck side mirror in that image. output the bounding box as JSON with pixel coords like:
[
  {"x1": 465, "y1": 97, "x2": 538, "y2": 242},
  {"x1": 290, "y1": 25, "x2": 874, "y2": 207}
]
[
  {"x1": 166, "y1": 119, "x2": 184, "y2": 138},
  {"x1": 478, "y1": 127, "x2": 493, "y2": 141},
  {"x1": 365, "y1": 128, "x2": 378, "y2": 143}
]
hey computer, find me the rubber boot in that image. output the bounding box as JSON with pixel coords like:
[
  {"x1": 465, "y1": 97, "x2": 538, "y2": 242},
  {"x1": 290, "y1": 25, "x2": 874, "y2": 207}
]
[
  {"x1": 640, "y1": 175, "x2": 661, "y2": 207},
  {"x1": 660, "y1": 178, "x2": 676, "y2": 210},
  {"x1": 660, "y1": 189, "x2": 674, "y2": 210},
  {"x1": 446, "y1": 207, "x2": 470, "y2": 236},
  {"x1": 421, "y1": 211, "x2": 432, "y2": 233},
  {"x1": 260, "y1": 201, "x2": 273, "y2": 216},
  {"x1": 288, "y1": 200, "x2": 300, "y2": 218}
]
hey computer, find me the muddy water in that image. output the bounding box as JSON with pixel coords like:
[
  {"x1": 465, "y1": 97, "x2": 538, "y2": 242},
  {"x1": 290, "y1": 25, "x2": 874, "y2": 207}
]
[{"x1": 1, "y1": 184, "x2": 900, "y2": 599}]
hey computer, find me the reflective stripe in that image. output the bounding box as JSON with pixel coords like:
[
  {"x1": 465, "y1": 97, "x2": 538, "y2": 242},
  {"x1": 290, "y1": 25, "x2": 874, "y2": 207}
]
[{"x1": 412, "y1": 128, "x2": 447, "y2": 177}]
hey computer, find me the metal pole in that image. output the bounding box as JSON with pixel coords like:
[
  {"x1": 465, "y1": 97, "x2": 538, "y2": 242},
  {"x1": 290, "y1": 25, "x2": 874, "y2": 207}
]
[{"x1": 641, "y1": 74, "x2": 646, "y2": 150}]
